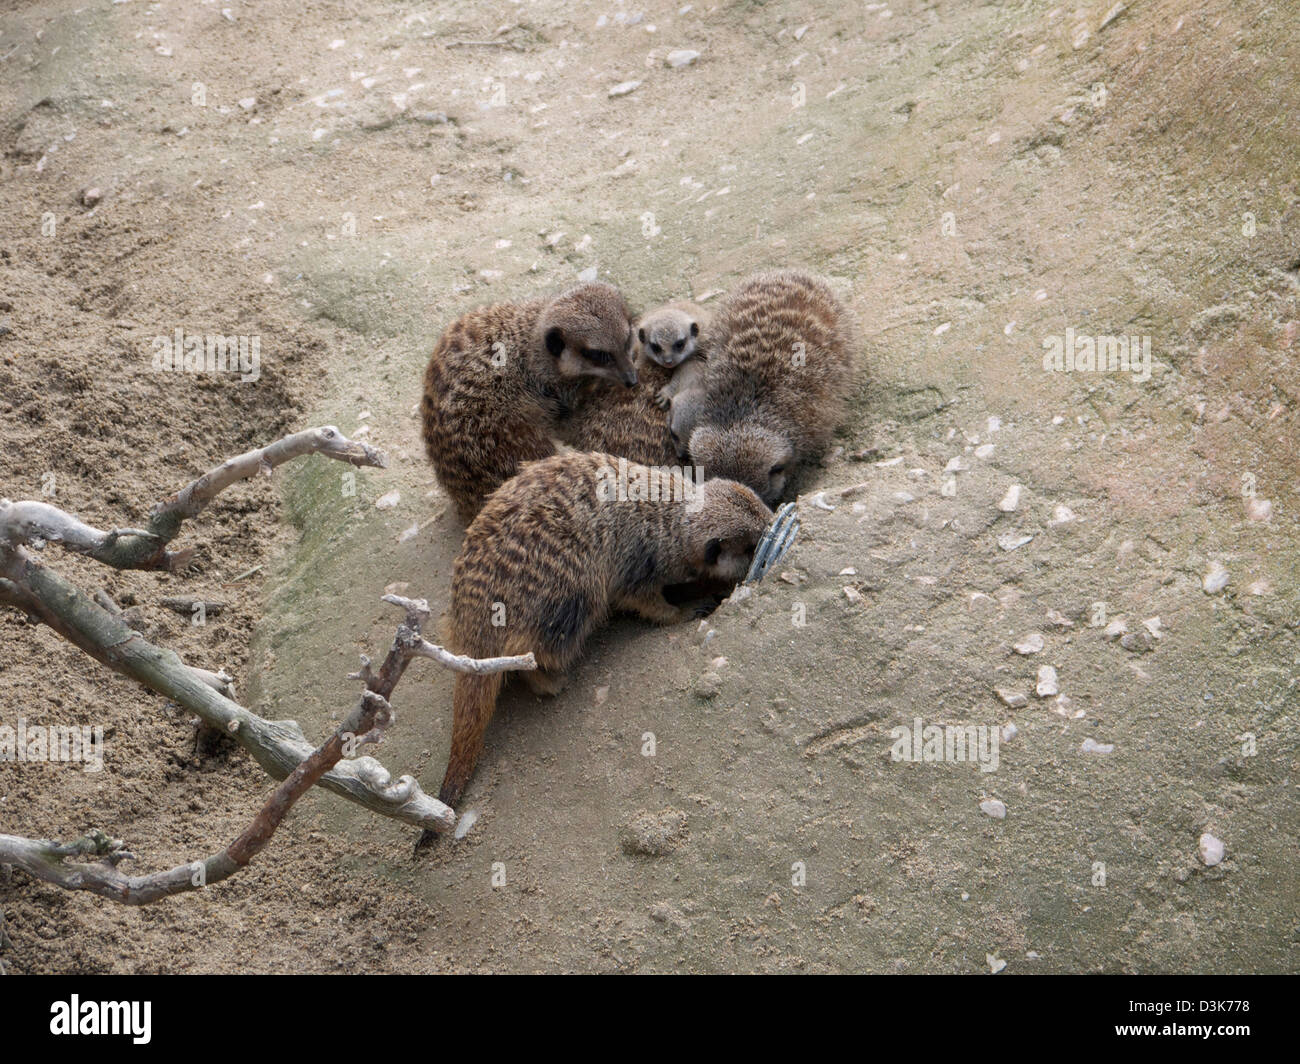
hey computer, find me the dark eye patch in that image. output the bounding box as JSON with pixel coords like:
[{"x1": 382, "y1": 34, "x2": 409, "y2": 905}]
[
  {"x1": 673, "y1": 339, "x2": 685, "y2": 351},
  {"x1": 650, "y1": 342, "x2": 662, "y2": 355},
  {"x1": 586, "y1": 349, "x2": 613, "y2": 366}
]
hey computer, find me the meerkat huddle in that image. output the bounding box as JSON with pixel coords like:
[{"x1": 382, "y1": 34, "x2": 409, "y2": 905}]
[{"x1": 419, "y1": 270, "x2": 854, "y2": 815}]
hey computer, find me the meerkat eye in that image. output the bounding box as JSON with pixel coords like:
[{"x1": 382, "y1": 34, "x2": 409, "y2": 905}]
[
  {"x1": 673, "y1": 339, "x2": 685, "y2": 352},
  {"x1": 586, "y1": 349, "x2": 613, "y2": 366},
  {"x1": 769, "y1": 463, "x2": 786, "y2": 476},
  {"x1": 704, "y1": 538, "x2": 722, "y2": 566},
  {"x1": 690, "y1": 322, "x2": 700, "y2": 337}
]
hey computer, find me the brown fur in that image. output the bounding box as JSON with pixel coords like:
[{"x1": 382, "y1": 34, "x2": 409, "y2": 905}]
[
  {"x1": 420, "y1": 283, "x2": 637, "y2": 522},
  {"x1": 557, "y1": 356, "x2": 681, "y2": 466},
  {"x1": 687, "y1": 270, "x2": 854, "y2": 505},
  {"x1": 435, "y1": 451, "x2": 772, "y2": 807}
]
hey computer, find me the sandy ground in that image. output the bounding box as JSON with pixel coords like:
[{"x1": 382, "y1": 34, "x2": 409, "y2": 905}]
[{"x1": 1, "y1": 0, "x2": 1297, "y2": 973}]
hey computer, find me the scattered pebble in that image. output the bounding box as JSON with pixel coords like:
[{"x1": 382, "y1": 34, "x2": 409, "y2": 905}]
[
  {"x1": 1048, "y1": 504, "x2": 1076, "y2": 527},
  {"x1": 1198, "y1": 833, "x2": 1225, "y2": 867},
  {"x1": 974, "y1": 444, "x2": 995, "y2": 459},
  {"x1": 1036, "y1": 666, "x2": 1059, "y2": 697},
  {"x1": 843, "y1": 586, "x2": 864, "y2": 604},
  {"x1": 996, "y1": 688, "x2": 1028, "y2": 709},
  {"x1": 838, "y1": 566, "x2": 857, "y2": 576},
  {"x1": 997, "y1": 485, "x2": 1022, "y2": 512},
  {"x1": 396, "y1": 522, "x2": 420, "y2": 543},
  {"x1": 608, "y1": 80, "x2": 642, "y2": 97},
  {"x1": 1081, "y1": 737, "x2": 1114, "y2": 754},
  {"x1": 454, "y1": 809, "x2": 479, "y2": 840},
  {"x1": 1001, "y1": 722, "x2": 1018, "y2": 742},
  {"x1": 577, "y1": 266, "x2": 599, "y2": 282},
  {"x1": 80, "y1": 187, "x2": 102, "y2": 207},
  {"x1": 1013, "y1": 632, "x2": 1044, "y2": 655},
  {"x1": 666, "y1": 49, "x2": 700, "y2": 68},
  {"x1": 238, "y1": 97, "x2": 256, "y2": 111},
  {"x1": 997, "y1": 532, "x2": 1033, "y2": 551},
  {"x1": 620, "y1": 809, "x2": 689, "y2": 856},
  {"x1": 1120, "y1": 630, "x2": 1152, "y2": 654},
  {"x1": 1103, "y1": 618, "x2": 1127, "y2": 640},
  {"x1": 987, "y1": 953, "x2": 1007, "y2": 974},
  {"x1": 694, "y1": 671, "x2": 722, "y2": 700},
  {"x1": 594, "y1": 685, "x2": 610, "y2": 706},
  {"x1": 374, "y1": 490, "x2": 401, "y2": 510},
  {"x1": 1142, "y1": 616, "x2": 1163, "y2": 639},
  {"x1": 1045, "y1": 609, "x2": 1074, "y2": 628},
  {"x1": 980, "y1": 799, "x2": 1007, "y2": 819},
  {"x1": 1245, "y1": 497, "x2": 1272, "y2": 522},
  {"x1": 1203, "y1": 561, "x2": 1230, "y2": 594}
]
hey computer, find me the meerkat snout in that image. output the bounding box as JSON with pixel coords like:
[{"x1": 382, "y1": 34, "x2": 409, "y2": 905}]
[{"x1": 689, "y1": 423, "x2": 795, "y2": 507}]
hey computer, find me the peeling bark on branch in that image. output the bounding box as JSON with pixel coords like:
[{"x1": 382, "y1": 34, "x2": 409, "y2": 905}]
[{"x1": 0, "y1": 425, "x2": 383, "y2": 570}]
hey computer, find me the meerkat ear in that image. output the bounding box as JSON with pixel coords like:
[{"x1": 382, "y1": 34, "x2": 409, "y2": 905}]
[
  {"x1": 638, "y1": 327, "x2": 647, "y2": 344},
  {"x1": 545, "y1": 326, "x2": 566, "y2": 357},
  {"x1": 704, "y1": 538, "x2": 722, "y2": 566},
  {"x1": 690, "y1": 322, "x2": 700, "y2": 337}
]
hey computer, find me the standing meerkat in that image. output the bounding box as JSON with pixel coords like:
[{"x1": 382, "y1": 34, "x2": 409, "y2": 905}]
[
  {"x1": 421, "y1": 283, "x2": 638, "y2": 522},
  {"x1": 433, "y1": 451, "x2": 772, "y2": 809},
  {"x1": 687, "y1": 270, "x2": 854, "y2": 506}
]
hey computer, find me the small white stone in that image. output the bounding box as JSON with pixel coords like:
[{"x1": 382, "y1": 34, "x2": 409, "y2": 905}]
[
  {"x1": 1036, "y1": 666, "x2": 1059, "y2": 697},
  {"x1": 1080, "y1": 737, "x2": 1114, "y2": 754},
  {"x1": 608, "y1": 80, "x2": 642, "y2": 97},
  {"x1": 843, "y1": 586, "x2": 864, "y2": 604},
  {"x1": 998, "y1": 485, "x2": 1022, "y2": 512},
  {"x1": 1001, "y1": 722, "x2": 1018, "y2": 742},
  {"x1": 396, "y1": 522, "x2": 420, "y2": 544},
  {"x1": 666, "y1": 49, "x2": 700, "y2": 68},
  {"x1": 945, "y1": 456, "x2": 967, "y2": 472},
  {"x1": 454, "y1": 809, "x2": 479, "y2": 839},
  {"x1": 987, "y1": 953, "x2": 1007, "y2": 974},
  {"x1": 839, "y1": 566, "x2": 857, "y2": 576},
  {"x1": 577, "y1": 266, "x2": 598, "y2": 282},
  {"x1": 987, "y1": 416, "x2": 1002, "y2": 433},
  {"x1": 1142, "y1": 616, "x2": 1163, "y2": 639},
  {"x1": 1045, "y1": 609, "x2": 1074, "y2": 628},
  {"x1": 974, "y1": 444, "x2": 995, "y2": 459},
  {"x1": 1246, "y1": 497, "x2": 1272, "y2": 522},
  {"x1": 375, "y1": 490, "x2": 401, "y2": 510},
  {"x1": 1049, "y1": 503, "x2": 1076, "y2": 526},
  {"x1": 997, "y1": 532, "x2": 1033, "y2": 551},
  {"x1": 1203, "y1": 561, "x2": 1230, "y2": 594},
  {"x1": 980, "y1": 799, "x2": 1007, "y2": 819},
  {"x1": 996, "y1": 688, "x2": 1028, "y2": 709},
  {"x1": 1103, "y1": 618, "x2": 1128, "y2": 639},
  {"x1": 1014, "y1": 633, "x2": 1045, "y2": 655},
  {"x1": 1198, "y1": 833, "x2": 1225, "y2": 867},
  {"x1": 238, "y1": 97, "x2": 256, "y2": 110}
]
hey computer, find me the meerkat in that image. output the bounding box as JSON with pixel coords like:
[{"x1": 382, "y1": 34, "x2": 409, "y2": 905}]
[
  {"x1": 556, "y1": 357, "x2": 680, "y2": 466},
  {"x1": 634, "y1": 301, "x2": 709, "y2": 410},
  {"x1": 687, "y1": 270, "x2": 854, "y2": 506},
  {"x1": 432, "y1": 451, "x2": 772, "y2": 810},
  {"x1": 559, "y1": 301, "x2": 710, "y2": 464},
  {"x1": 421, "y1": 283, "x2": 638, "y2": 522}
]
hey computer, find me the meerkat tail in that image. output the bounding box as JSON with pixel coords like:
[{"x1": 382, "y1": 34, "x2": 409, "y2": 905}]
[{"x1": 438, "y1": 670, "x2": 506, "y2": 807}]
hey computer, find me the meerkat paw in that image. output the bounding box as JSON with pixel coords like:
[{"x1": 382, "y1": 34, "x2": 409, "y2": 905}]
[
  {"x1": 523, "y1": 667, "x2": 569, "y2": 697},
  {"x1": 654, "y1": 386, "x2": 673, "y2": 410}
]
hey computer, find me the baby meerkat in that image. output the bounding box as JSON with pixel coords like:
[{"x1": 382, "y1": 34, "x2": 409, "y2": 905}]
[
  {"x1": 688, "y1": 270, "x2": 854, "y2": 506},
  {"x1": 434, "y1": 451, "x2": 772, "y2": 808},
  {"x1": 421, "y1": 283, "x2": 638, "y2": 522},
  {"x1": 635, "y1": 301, "x2": 709, "y2": 410}
]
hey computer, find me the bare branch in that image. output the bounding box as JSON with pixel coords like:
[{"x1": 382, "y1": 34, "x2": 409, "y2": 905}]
[
  {"x1": 0, "y1": 546, "x2": 455, "y2": 833},
  {"x1": 0, "y1": 665, "x2": 395, "y2": 905},
  {"x1": 0, "y1": 426, "x2": 384, "y2": 571}
]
